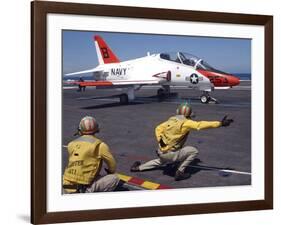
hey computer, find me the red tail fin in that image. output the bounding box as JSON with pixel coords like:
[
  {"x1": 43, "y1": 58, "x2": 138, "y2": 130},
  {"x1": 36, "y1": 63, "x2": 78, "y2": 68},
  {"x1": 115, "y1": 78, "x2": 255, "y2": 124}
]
[{"x1": 94, "y1": 35, "x2": 120, "y2": 64}]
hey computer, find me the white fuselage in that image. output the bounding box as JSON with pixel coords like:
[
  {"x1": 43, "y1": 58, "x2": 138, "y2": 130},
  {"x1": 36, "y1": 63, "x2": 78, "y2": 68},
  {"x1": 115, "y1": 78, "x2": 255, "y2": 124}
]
[{"x1": 93, "y1": 54, "x2": 212, "y2": 91}]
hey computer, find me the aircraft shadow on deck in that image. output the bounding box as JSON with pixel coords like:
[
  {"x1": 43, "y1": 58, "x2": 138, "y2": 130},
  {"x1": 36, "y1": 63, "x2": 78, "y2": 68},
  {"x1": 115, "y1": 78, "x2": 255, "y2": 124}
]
[
  {"x1": 78, "y1": 92, "x2": 197, "y2": 109},
  {"x1": 79, "y1": 97, "x2": 204, "y2": 109},
  {"x1": 81, "y1": 102, "x2": 145, "y2": 110},
  {"x1": 77, "y1": 92, "x2": 248, "y2": 109},
  {"x1": 78, "y1": 94, "x2": 179, "y2": 109}
]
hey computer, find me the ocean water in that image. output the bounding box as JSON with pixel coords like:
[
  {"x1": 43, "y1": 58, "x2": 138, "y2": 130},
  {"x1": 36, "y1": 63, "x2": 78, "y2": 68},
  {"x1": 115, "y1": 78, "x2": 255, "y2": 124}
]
[
  {"x1": 64, "y1": 75, "x2": 92, "y2": 81},
  {"x1": 234, "y1": 73, "x2": 251, "y2": 81}
]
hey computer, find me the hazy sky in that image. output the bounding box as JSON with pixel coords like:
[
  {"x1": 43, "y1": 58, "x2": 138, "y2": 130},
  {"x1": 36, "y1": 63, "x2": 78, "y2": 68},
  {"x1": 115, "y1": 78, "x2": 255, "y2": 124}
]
[{"x1": 63, "y1": 30, "x2": 251, "y2": 75}]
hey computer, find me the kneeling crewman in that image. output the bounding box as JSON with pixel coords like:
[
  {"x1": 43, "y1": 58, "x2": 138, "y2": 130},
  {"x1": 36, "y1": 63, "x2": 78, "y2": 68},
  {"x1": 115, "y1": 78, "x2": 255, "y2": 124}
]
[
  {"x1": 63, "y1": 116, "x2": 120, "y2": 193},
  {"x1": 131, "y1": 103, "x2": 233, "y2": 181}
]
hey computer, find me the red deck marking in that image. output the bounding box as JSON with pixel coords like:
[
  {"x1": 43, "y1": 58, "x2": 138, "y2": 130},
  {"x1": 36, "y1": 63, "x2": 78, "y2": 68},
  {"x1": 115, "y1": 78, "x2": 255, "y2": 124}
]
[
  {"x1": 157, "y1": 184, "x2": 171, "y2": 189},
  {"x1": 128, "y1": 177, "x2": 145, "y2": 186},
  {"x1": 127, "y1": 176, "x2": 172, "y2": 190},
  {"x1": 79, "y1": 81, "x2": 113, "y2": 86}
]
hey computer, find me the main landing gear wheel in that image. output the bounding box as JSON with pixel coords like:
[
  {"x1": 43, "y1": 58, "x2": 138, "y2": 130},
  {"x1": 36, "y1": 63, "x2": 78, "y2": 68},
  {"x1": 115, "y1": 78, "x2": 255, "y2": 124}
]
[
  {"x1": 157, "y1": 86, "x2": 175, "y2": 98},
  {"x1": 200, "y1": 94, "x2": 211, "y2": 104},
  {"x1": 119, "y1": 94, "x2": 129, "y2": 104},
  {"x1": 157, "y1": 88, "x2": 165, "y2": 97}
]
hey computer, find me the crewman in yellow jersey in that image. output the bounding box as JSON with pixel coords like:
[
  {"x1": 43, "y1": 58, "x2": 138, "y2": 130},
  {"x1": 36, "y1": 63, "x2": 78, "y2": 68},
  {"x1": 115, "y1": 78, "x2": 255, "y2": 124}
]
[
  {"x1": 131, "y1": 103, "x2": 233, "y2": 181},
  {"x1": 63, "y1": 116, "x2": 120, "y2": 193}
]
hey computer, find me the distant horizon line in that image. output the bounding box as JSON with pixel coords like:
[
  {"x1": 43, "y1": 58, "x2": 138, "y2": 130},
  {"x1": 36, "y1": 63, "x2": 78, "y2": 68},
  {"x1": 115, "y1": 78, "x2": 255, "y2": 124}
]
[
  {"x1": 232, "y1": 72, "x2": 251, "y2": 74},
  {"x1": 62, "y1": 71, "x2": 251, "y2": 75}
]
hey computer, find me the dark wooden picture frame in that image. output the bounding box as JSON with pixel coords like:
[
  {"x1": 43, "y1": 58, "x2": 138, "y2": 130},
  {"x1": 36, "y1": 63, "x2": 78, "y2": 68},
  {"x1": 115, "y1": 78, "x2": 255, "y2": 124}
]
[{"x1": 31, "y1": 1, "x2": 273, "y2": 224}]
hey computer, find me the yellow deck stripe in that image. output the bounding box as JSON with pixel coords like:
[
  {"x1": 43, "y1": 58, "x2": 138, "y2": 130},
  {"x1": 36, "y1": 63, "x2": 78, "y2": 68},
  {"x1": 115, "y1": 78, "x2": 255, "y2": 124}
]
[
  {"x1": 117, "y1": 173, "x2": 168, "y2": 190},
  {"x1": 141, "y1": 181, "x2": 160, "y2": 190},
  {"x1": 117, "y1": 173, "x2": 132, "y2": 182}
]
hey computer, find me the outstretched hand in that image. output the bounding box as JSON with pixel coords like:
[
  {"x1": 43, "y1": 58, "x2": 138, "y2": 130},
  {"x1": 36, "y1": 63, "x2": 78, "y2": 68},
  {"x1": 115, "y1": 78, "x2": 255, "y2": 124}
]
[{"x1": 221, "y1": 115, "x2": 234, "y2": 127}]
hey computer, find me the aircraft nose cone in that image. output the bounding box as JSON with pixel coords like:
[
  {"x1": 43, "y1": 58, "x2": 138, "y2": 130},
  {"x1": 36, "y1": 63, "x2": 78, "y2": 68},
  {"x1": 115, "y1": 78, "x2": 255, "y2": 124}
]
[{"x1": 229, "y1": 75, "x2": 240, "y2": 86}]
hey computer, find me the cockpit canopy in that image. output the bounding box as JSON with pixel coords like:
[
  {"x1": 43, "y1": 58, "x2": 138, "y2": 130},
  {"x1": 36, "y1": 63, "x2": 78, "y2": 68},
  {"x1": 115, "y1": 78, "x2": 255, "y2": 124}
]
[{"x1": 159, "y1": 52, "x2": 228, "y2": 74}]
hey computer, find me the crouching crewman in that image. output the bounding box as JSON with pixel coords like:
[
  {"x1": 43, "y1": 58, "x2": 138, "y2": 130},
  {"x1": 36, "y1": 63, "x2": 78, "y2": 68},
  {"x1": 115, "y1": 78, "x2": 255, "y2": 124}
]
[
  {"x1": 63, "y1": 116, "x2": 120, "y2": 193},
  {"x1": 131, "y1": 103, "x2": 233, "y2": 181}
]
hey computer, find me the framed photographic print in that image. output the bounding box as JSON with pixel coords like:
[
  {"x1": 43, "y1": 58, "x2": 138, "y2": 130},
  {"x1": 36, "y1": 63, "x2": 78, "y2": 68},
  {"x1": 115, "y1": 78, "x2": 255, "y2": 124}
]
[{"x1": 31, "y1": 1, "x2": 273, "y2": 224}]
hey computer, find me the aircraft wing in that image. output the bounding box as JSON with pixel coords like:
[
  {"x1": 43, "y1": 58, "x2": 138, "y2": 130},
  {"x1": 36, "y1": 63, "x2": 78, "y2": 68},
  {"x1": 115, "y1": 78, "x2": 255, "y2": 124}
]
[
  {"x1": 76, "y1": 79, "x2": 161, "y2": 87},
  {"x1": 65, "y1": 70, "x2": 170, "y2": 86},
  {"x1": 64, "y1": 68, "x2": 96, "y2": 76}
]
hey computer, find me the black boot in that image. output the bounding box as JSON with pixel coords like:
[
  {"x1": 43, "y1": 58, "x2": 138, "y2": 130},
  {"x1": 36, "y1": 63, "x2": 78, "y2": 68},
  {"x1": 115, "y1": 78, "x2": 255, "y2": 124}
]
[
  {"x1": 175, "y1": 170, "x2": 191, "y2": 181},
  {"x1": 114, "y1": 180, "x2": 130, "y2": 191},
  {"x1": 130, "y1": 161, "x2": 141, "y2": 172}
]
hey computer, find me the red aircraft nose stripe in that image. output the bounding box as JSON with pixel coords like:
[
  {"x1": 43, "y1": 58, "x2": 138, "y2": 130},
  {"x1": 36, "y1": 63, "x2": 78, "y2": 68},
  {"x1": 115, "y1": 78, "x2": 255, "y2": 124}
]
[
  {"x1": 197, "y1": 69, "x2": 240, "y2": 87},
  {"x1": 228, "y1": 76, "x2": 240, "y2": 86}
]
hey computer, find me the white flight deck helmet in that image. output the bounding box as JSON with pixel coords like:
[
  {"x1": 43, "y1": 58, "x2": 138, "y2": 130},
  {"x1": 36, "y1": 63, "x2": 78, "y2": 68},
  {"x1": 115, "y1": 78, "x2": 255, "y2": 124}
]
[
  {"x1": 78, "y1": 116, "x2": 100, "y2": 135},
  {"x1": 176, "y1": 103, "x2": 192, "y2": 118}
]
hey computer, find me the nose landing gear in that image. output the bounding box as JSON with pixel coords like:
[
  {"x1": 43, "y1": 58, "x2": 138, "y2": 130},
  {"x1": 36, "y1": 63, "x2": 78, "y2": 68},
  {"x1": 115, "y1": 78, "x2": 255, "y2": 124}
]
[{"x1": 200, "y1": 91, "x2": 218, "y2": 104}]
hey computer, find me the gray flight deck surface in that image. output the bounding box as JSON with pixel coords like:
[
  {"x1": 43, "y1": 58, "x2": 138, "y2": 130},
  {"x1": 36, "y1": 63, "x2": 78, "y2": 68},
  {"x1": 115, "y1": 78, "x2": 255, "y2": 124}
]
[{"x1": 62, "y1": 81, "x2": 251, "y2": 190}]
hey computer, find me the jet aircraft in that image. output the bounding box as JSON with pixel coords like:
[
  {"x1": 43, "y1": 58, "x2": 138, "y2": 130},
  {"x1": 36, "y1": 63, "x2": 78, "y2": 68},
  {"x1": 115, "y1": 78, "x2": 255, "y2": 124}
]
[{"x1": 65, "y1": 35, "x2": 240, "y2": 104}]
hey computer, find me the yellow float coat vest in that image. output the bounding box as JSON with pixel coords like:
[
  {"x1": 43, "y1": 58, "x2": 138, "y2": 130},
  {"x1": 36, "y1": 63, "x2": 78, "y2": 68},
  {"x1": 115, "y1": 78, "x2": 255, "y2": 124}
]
[
  {"x1": 63, "y1": 135, "x2": 103, "y2": 185},
  {"x1": 155, "y1": 115, "x2": 221, "y2": 152}
]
